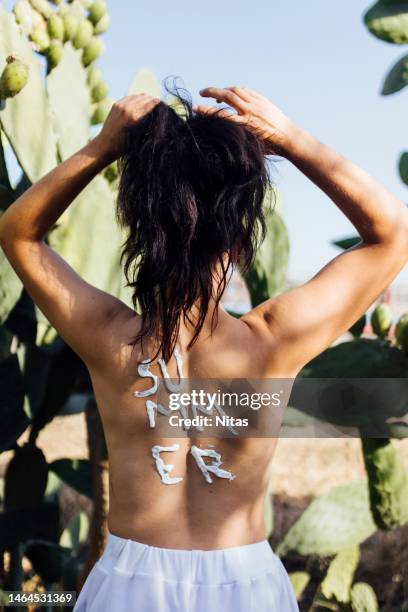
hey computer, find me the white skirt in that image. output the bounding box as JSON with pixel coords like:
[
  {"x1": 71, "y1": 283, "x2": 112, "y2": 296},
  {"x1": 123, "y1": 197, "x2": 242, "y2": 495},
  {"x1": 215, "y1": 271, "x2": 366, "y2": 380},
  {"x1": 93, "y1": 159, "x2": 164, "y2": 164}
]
[{"x1": 74, "y1": 532, "x2": 299, "y2": 612}]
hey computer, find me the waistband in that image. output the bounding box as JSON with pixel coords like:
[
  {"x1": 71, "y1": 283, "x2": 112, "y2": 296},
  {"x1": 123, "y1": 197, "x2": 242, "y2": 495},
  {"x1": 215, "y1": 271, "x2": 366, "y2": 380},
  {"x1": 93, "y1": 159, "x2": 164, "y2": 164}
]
[{"x1": 98, "y1": 532, "x2": 278, "y2": 584}]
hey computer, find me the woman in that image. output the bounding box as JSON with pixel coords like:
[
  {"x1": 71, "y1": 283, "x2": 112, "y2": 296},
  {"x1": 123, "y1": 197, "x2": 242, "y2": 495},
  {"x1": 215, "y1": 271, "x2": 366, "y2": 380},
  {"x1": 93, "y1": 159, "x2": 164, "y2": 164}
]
[{"x1": 1, "y1": 85, "x2": 407, "y2": 611}]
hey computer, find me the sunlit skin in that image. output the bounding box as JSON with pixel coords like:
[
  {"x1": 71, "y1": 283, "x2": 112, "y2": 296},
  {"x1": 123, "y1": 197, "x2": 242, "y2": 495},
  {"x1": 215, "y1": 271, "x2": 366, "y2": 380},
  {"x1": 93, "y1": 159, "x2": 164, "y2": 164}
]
[{"x1": 1, "y1": 88, "x2": 408, "y2": 549}]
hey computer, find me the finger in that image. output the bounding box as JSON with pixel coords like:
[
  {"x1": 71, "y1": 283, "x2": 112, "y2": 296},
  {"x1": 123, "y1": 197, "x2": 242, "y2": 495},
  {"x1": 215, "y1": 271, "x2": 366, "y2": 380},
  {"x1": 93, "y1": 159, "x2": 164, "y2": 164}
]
[
  {"x1": 226, "y1": 86, "x2": 253, "y2": 102},
  {"x1": 239, "y1": 87, "x2": 264, "y2": 99},
  {"x1": 199, "y1": 87, "x2": 247, "y2": 112},
  {"x1": 193, "y1": 105, "x2": 238, "y2": 120}
]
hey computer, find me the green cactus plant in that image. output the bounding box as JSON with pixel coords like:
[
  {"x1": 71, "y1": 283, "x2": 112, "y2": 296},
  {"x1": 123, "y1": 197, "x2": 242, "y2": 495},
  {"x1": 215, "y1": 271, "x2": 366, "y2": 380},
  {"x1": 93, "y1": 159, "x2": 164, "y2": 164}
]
[
  {"x1": 47, "y1": 44, "x2": 90, "y2": 160},
  {"x1": 350, "y1": 582, "x2": 379, "y2": 612},
  {"x1": 382, "y1": 53, "x2": 408, "y2": 94},
  {"x1": 364, "y1": 2, "x2": 408, "y2": 44},
  {"x1": 88, "y1": 0, "x2": 107, "y2": 26},
  {"x1": 395, "y1": 312, "x2": 408, "y2": 353},
  {"x1": 47, "y1": 13, "x2": 65, "y2": 40},
  {"x1": 349, "y1": 313, "x2": 366, "y2": 338},
  {"x1": 243, "y1": 192, "x2": 289, "y2": 307},
  {"x1": 276, "y1": 481, "x2": 377, "y2": 557},
  {"x1": 399, "y1": 151, "x2": 408, "y2": 185},
  {"x1": 82, "y1": 35, "x2": 103, "y2": 66},
  {"x1": 0, "y1": 6, "x2": 58, "y2": 182},
  {"x1": 46, "y1": 38, "x2": 63, "y2": 69},
  {"x1": 72, "y1": 17, "x2": 93, "y2": 49},
  {"x1": 320, "y1": 546, "x2": 360, "y2": 604},
  {"x1": 361, "y1": 437, "x2": 408, "y2": 529}
]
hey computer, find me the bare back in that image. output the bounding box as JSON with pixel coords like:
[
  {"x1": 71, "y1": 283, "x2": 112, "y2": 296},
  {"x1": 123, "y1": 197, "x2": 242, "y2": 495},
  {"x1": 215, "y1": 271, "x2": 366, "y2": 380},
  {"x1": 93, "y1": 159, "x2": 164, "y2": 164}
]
[{"x1": 88, "y1": 308, "x2": 287, "y2": 550}]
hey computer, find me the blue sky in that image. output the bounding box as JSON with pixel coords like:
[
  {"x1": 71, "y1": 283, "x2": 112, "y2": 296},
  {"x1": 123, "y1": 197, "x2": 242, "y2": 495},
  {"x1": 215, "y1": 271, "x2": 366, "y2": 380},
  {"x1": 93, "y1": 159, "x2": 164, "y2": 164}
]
[
  {"x1": 4, "y1": 0, "x2": 408, "y2": 283},
  {"x1": 98, "y1": 0, "x2": 408, "y2": 283}
]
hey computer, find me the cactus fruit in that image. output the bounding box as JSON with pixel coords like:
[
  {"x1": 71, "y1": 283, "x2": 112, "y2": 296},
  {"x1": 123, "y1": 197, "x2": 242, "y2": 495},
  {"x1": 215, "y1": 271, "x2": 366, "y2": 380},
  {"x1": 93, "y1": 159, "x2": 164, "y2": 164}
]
[
  {"x1": 47, "y1": 13, "x2": 64, "y2": 41},
  {"x1": 399, "y1": 151, "x2": 408, "y2": 186},
  {"x1": 91, "y1": 79, "x2": 108, "y2": 102},
  {"x1": 30, "y1": 22, "x2": 50, "y2": 53},
  {"x1": 91, "y1": 97, "x2": 112, "y2": 124},
  {"x1": 62, "y1": 12, "x2": 79, "y2": 41},
  {"x1": 362, "y1": 437, "x2": 408, "y2": 530},
  {"x1": 350, "y1": 582, "x2": 379, "y2": 612},
  {"x1": 67, "y1": 0, "x2": 86, "y2": 19},
  {"x1": 88, "y1": 0, "x2": 107, "y2": 26},
  {"x1": 47, "y1": 39, "x2": 63, "y2": 69},
  {"x1": 82, "y1": 36, "x2": 103, "y2": 66},
  {"x1": 395, "y1": 312, "x2": 408, "y2": 354},
  {"x1": 0, "y1": 56, "x2": 29, "y2": 100},
  {"x1": 72, "y1": 18, "x2": 93, "y2": 49},
  {"x1": 370, "y1": 303, "x2": 392, "y2": 339},
  {"x1": 103, "y1": 161, "x2": 118, "y2": 183},
  {"x1": 93, "y1": 12, "x2": 110, "y2": 34},
  {"x1": 29, "y1": 0, "x2": 52, "y2": 19},
  {"x1": 13, "y1": 0, "x2": 34, "y2": 35},
  {"x1": 349, "y1": 314, "x2": 366, "y2": 338},
  {"x1": 86, "y1": 65, "x2": 102, "y2": 88}
]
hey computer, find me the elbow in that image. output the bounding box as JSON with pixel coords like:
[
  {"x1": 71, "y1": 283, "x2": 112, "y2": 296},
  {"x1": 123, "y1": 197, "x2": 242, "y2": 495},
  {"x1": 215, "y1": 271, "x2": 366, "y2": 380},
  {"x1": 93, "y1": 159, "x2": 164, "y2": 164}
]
[
  {"x1": 397, "y1": 207, "x2": 408, "y2": 258},
  {"x1": 389, "y1": 207, "x2": 408, "y2": 263}
]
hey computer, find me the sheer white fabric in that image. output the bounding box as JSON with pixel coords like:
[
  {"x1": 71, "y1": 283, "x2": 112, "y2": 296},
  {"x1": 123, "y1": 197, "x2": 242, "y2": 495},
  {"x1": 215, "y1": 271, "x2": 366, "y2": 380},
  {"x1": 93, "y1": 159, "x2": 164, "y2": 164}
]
[{"x1": 74, "y1": 532, "x2": 299, "y2": 612}]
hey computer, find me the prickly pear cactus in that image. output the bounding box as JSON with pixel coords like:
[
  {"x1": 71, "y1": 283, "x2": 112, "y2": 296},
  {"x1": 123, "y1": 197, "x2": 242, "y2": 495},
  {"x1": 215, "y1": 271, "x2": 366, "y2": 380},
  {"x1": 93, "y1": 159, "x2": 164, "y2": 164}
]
[
  {"x1": 0, "y1": 55, "x2": 29, "y2": 99},
  {"x1": 399, "y1": 151, "x2": 408, "y2": 185},
  {"x1": 289, "y1": 572, "x2": 310, "y2": 601},
  {"x1": 0, "y1": 5, "x2": 58, "y2": 182},
  {"x1": 47, "y1": 12, "x2": 64, "y2": 40},
  {"x1": 72, "y1": 18, "x2": 93, "y2": 49},
  {"x1": 47, "y1": 44, "x2": 90, "y2": 160},
  {"x1": 370, "y1": 303, "x2": 392, "y2": 339},
  {"x1": 88, "y1": 0, "x2": 107, "y2": 26},
  {"x1": 350, "y1": 582, "x2": 379, "y2": 612},
  {"x1": 82, "y1": 36, "x2": 103, "y2": 66},
  {"x1": 395, "y1": 311, "x2": 408, "y2": 354},
  {"x1": 349, "y1": 314, "x2": 366, "y2": 338},
  {"x1": 91, "y1": 95, "x2": 112, "y2": 124},
  {"x1": 364, "y1": 2, "x2": 408, "y2": 44},
  {"x1": 243, "y1": 192, "x2": 289, "y2": 307},
  {"x1": 361, "y1": 437, "x2": 408, "y2": 530},
  {"x1": 276, "y1": 481, "x2": 376, "y2": 557},
  {"x1": 4, "y1": 442, "x2": 48, "y2": 510},
  {"x1": 381, "y1": 53, "x2": 408, "y2": 94},
  {"x1": 128, "y1": 67, "x2": 162, "y2": 97},
  {"x1": 321, "y1": 546, "x2": 359, "y2": 604}
]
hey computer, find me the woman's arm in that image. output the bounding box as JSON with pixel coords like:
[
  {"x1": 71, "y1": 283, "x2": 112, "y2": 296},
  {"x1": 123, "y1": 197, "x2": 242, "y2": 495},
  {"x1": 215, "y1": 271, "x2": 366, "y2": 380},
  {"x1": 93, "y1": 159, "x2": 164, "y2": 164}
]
[
  {"x1": 0, "y1": 94, "x2": 159, "y2": 366},
  {"x1": 196, "y1": 87, "x2": 408, "y2": 373}
]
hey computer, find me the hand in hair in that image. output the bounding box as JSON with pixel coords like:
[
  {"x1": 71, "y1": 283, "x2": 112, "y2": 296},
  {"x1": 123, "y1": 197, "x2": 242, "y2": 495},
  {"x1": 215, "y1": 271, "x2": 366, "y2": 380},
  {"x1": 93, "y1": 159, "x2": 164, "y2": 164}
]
[
  {"x1": 194, "y1": 87, "x2": 297, "y2": 155},
  {"x1": 97, "y1": 94, "x2": 161, "y2": 162}
]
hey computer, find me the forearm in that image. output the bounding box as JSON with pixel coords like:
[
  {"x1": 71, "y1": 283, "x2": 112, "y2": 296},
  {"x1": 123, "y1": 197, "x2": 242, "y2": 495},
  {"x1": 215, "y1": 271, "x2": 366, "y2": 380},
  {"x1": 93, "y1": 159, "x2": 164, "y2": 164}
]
[
  {"x1": 0, "y1": 135, "x2": 111, "y2": 245},
  {"x1": 283, "y1": 126, "x2": 408, "y2": 245}
]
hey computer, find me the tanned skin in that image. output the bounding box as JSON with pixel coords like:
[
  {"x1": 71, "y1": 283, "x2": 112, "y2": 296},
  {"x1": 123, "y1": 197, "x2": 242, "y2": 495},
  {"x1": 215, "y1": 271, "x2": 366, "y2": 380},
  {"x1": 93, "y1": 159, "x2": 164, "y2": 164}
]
[{"x1": 1, "y1": 89, "x2": 407, "y2": 549}]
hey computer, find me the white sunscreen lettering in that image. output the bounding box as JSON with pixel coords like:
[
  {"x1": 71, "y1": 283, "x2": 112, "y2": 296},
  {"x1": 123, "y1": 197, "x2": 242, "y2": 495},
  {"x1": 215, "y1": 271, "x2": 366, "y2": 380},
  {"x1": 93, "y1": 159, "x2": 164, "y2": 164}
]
[
  {"x1": 134, "y1": 349, "x2": 236, "y2": 484},
  {"x1": 190, "y1": 444, "x2": 236, "y2": 484},
  {"x1": 151, "y1": 444, "x2": 183, "y2": 485}
]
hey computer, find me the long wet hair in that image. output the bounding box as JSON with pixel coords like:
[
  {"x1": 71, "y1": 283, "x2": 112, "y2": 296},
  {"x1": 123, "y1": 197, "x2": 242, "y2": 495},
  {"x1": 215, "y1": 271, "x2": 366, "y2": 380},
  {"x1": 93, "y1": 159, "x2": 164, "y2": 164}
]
[{"x1": 116, "y1": 82, "x2": 273, "y2": 362}]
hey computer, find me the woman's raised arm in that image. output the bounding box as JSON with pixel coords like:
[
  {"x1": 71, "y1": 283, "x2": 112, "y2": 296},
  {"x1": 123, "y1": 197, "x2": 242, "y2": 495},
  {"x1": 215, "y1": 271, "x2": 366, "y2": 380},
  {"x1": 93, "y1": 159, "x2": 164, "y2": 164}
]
[
  {"x1": 197, "y1": 87, "x2": 408, "y2": 374},
  {"x1": 0, "y1": 94, "x2": 159, "y2": 366}
]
